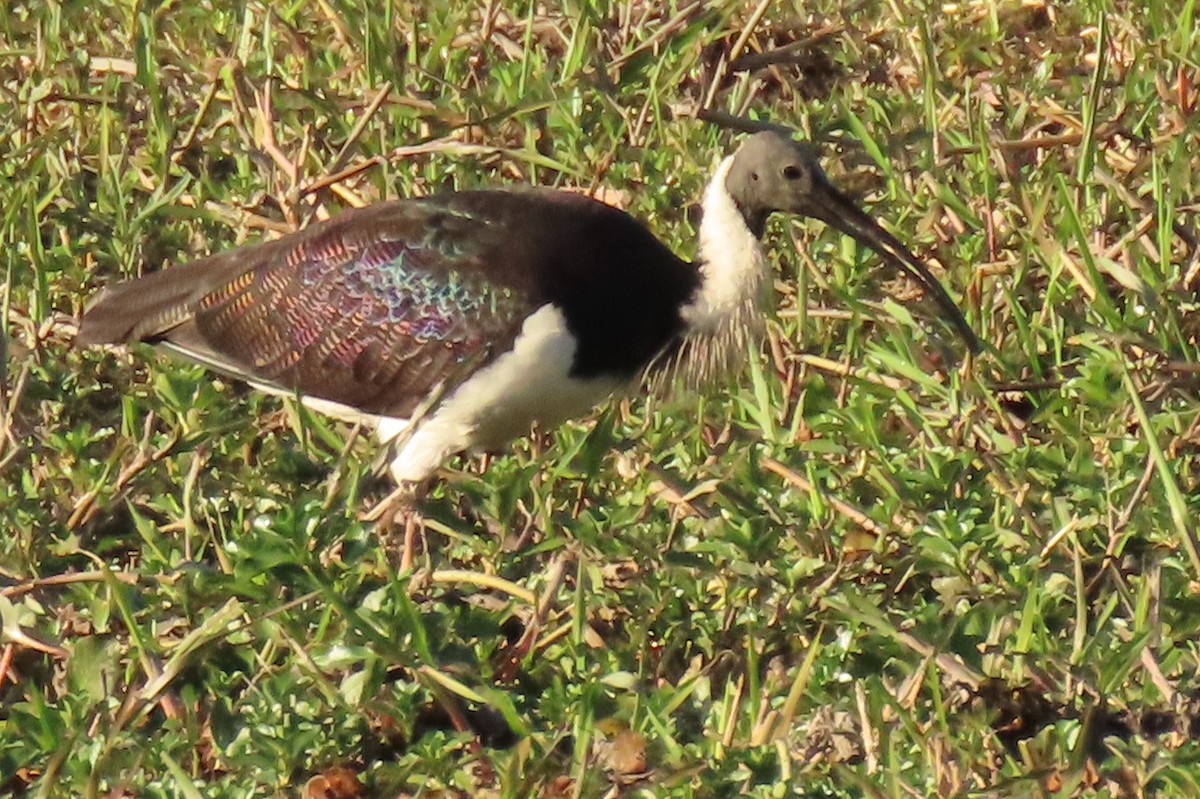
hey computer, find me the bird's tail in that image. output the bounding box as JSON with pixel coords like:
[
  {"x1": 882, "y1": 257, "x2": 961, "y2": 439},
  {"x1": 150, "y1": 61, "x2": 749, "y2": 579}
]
[{"x1": 75, "y1": 249, "x2": 251, "y2": 347}]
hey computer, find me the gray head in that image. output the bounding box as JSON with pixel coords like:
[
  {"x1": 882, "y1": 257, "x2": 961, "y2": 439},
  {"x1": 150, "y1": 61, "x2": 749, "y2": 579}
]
[{"x1": 724, "y1": 131, "x2": 981, "y2": 354}]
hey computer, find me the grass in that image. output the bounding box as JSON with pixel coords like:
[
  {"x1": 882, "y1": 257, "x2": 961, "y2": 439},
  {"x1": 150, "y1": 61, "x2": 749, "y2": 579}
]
[{"x1": 2, "y1": 0, "x2": 1200, "y2": 796}]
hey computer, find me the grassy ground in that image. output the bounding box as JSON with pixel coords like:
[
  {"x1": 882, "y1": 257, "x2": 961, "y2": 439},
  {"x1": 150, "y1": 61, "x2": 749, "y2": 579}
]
[{"x1": 3, "y1": 0, "x2": 1200, "y2": 796}]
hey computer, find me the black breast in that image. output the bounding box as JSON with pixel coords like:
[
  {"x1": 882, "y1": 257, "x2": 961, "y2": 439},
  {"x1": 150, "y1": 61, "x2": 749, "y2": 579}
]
[{"x1": 444, "y1": 190, "x2": 701, "y2": 379}]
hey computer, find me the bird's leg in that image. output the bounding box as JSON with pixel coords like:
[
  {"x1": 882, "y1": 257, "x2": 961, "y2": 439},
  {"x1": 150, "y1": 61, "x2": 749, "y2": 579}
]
[
  {"x1": 362, "y1": 479, "x2": 428, "y2": 570},
  {"x1": 361, "y1": 479, "x2": 422, "y2": 522}
]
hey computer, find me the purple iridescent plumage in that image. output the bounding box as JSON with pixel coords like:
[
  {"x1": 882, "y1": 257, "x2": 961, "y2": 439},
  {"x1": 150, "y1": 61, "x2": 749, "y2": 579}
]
[
  {"x1": 315, "y1": 237, "x2": 516, "y2": 342},
  {"x1": 172, "y1": 199, "x2": 540, "y2": 417},
  {"x1": 77, "y1": 187, "x2": 697, "y2": 421}
]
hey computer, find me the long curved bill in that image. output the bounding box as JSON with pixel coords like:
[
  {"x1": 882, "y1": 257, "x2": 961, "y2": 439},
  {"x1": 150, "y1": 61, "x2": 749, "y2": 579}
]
[{"x1": 811, "y1": 181, "x2": 982, "y2": 355}]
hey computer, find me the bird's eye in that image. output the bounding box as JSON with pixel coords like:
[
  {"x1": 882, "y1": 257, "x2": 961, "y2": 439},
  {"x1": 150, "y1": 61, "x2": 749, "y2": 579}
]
[
  {"x1": 783, "y1": 165, "x2": 802, "y2": 180},
  {"x1": 751, "y1": 171, "x2": 759, "y2": 181}
]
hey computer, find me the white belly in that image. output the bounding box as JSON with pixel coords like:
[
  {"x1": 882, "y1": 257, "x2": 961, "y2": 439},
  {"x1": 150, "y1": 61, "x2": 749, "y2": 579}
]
[{"x1": 380, "y1": 304, "x2": 620, "y2": 483}]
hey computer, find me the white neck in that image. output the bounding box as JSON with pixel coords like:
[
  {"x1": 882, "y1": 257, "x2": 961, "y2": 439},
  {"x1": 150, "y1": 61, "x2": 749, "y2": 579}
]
[
  {"x1": 641, "y1": 156, "x2": 769, "y2": 392},
  {"x1": 681, "y1": 155, "x2": 768, "y2": 332}
]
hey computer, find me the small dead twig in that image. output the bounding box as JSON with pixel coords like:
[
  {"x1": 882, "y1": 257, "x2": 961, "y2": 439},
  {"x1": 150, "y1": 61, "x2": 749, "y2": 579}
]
[
  {"x1": 291, "y1": 80, "x2": 396, "y2": 207},
  {"x1": 1112, "y1": 458, "x2": 1156, "y2": 536},
  {"x1": 988, "y1": 378, "x2": 1064, "y2": 393},
  {"x1": 644, "y1": 462, "x2": 715, "y2": 521},
  {"x1": 854, "y1": 682, "x2": 879, "y2": 774},
  {"x1": 298, "y1": 157, "x2": 383, "y2": 200},
  {"x1": 727, "y1": 24, "x2": 845, "y2": 73},
  {"x1": 977, "y1": 450, "x2": 1045, "y2": 540},
  {"x1": 327, "y1": 81, "x2": 393, "y2": 177},
  {"x1": 172, "y1": 80, "x2": 220, "y2": 159},
  {"x1": 686, "y1": 107, "x2": 798, "y2": 136},
  {"x1": 1, "y1": 569, "x2": 140, "y2": 599},
  {"x1": 761, "y1": 455, "x2": 888, "y2": 539},
  {"x1": 796, "y1": 353, "x2": 906, "y2": 391},
  {"x1": 1, "y1": 624, "x2": 68, "y2": 660},
  {"x1": 253, "y1": 80, "x2": 301, "y2": 226},
  {"x1": 494, "y1": 547, "x2": 576, "y2": 682},
  {"x1": 607, "y1": 2, "x2": 705, "y2": 71},
  {"x1": 67, "y1": 415, "x2": 182, "y2": 530},
  {"x1": 0, "y1": 643, "x2": 14, "y2": 686},
  {"x1": 420, "y1": 676, "x2": 498, "y2": 787}
]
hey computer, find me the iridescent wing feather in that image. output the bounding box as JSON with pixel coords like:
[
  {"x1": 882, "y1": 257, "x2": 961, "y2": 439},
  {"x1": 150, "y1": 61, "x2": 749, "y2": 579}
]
[{"x1": 80, "y1": 198, "x2": 539, "y2": 418}]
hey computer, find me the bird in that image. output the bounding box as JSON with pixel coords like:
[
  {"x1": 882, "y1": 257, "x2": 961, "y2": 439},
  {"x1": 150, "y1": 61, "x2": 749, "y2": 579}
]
[{"x1": 77, "y1": 131, "x2": 980, "y2": 497}]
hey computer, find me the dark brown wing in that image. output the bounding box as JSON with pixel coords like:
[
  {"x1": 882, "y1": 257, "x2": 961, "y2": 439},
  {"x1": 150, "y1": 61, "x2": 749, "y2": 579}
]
[{"x1": 79, "y1": 198, "x2": 539, "y2": 417}]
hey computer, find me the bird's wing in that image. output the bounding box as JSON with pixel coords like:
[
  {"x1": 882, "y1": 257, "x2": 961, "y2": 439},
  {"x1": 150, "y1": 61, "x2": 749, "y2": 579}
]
[{"x1": 79, "y1": 198, "x2": 540, "y2": 418}]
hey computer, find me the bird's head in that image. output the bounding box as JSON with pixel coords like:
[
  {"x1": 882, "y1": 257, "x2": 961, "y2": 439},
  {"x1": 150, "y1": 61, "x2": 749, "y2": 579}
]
[{"x1": 725, "y1": 131, "x2": 981, "y2": 354}]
